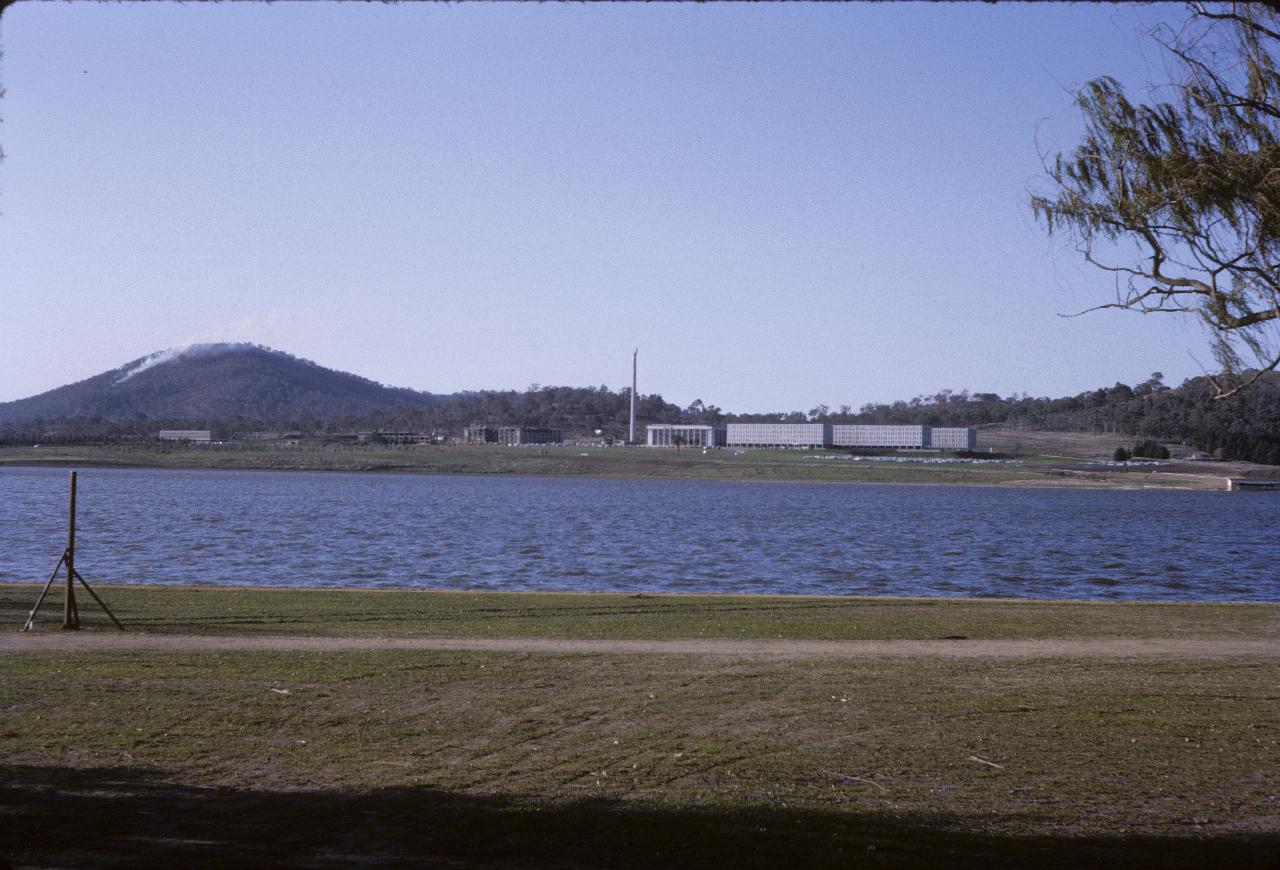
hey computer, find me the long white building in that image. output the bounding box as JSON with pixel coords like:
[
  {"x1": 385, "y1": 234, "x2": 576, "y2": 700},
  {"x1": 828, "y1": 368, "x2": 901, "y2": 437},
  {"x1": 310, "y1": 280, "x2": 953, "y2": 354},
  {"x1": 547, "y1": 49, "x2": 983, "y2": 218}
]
[
  {"x1": 832, "y1": 424, "x2": 928, "y2": 449},
  {"x1": 646, "y1": 422, "x2": 977, "y2": 451},
  {"x1": 726, "y1": 423, "x2": 832, "y2": 448}
]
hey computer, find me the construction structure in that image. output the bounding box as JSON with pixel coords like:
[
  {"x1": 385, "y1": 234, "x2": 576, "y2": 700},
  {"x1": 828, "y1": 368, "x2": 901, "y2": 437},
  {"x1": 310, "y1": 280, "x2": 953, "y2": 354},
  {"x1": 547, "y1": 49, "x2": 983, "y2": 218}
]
[
  {"x1": 498, "y1": 426, "x2": 562, "y2": 445},
  {"x1": 463, "y1": 426, "x2": 499, "y2": 444},
  {"x1": 646, "y1": 424, "x2": 727, "y2": 448}
]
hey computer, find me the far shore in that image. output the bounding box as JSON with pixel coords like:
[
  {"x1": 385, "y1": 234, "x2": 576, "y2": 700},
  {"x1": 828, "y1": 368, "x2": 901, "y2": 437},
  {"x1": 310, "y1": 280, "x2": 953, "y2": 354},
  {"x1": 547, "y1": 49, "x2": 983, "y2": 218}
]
[{"x1": 0, "y1": 442, "x2": 1254, "y2": 491}]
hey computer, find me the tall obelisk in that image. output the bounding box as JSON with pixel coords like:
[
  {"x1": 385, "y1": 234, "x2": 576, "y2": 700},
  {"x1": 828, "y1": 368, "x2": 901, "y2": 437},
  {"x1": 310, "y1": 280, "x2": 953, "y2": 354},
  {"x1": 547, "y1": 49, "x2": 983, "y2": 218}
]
[{"x1": 629, "y1": 348, "x2": 638, "y2": 444}]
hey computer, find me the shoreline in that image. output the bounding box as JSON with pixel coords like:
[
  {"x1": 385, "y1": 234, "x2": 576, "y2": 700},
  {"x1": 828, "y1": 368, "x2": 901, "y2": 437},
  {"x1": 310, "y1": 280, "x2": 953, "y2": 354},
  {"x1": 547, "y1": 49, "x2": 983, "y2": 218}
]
[
  {"x1": 5, "y1": 583, "x2": 1277, "y2": 641},
  {"x1": 3, "y1": 579, "x2": 1276, "y2": 606},
  {"x1": 0, "y1": 452, "x2": 1237, "y2": 492}
]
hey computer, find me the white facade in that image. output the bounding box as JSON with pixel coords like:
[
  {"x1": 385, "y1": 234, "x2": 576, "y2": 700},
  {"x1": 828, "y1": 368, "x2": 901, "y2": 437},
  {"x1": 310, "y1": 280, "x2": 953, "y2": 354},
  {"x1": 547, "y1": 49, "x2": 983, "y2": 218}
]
[
  {"x1": 726, "y1": 423, "x2": 832, "y2": 448},
  {"x1": 646, "y1": 424, "x2": 726, "y2": 448},
  {"x1": 158, "y1": 429, "x2": 211, "y2": 442},
  {"x1": 832, "y1": 425, "x2": 929, "y2": 449},
  {"x1": 929, "y1": 427, "x2": 976, "y2": 450}
]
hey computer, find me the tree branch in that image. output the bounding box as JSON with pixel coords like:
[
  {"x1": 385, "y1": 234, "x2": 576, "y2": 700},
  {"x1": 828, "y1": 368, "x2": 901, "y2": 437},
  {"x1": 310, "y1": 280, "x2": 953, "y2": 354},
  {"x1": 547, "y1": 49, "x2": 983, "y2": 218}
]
[
  {"x1": 1192, "y1": 3, "x2": 1280, "y2": 44},
  {"x1": 1209, "y1": 348, "x2": 1280, "y2": 398}
]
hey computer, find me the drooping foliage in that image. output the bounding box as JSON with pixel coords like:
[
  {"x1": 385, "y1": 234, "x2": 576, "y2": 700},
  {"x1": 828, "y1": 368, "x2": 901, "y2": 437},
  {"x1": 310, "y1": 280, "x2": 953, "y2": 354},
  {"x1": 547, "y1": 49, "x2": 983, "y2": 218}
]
[{"x1": 1031, "y1": 3, "x2": 1280, "y2": 397}]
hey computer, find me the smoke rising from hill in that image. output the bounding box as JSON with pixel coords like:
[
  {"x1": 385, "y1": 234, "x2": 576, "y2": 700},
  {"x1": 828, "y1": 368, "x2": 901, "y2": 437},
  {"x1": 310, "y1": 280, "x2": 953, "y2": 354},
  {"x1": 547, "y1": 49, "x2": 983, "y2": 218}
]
[{"x1": 114, "y1": 343, "x2": 253, "y2": 384}]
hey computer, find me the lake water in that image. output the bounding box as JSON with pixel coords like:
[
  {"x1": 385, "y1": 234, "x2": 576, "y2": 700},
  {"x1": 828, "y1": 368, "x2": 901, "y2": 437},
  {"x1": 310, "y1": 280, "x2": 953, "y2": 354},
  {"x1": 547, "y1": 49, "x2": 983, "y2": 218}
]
[{"x1": 1, "y1": 466, "x2": 1277, "y2": 601}]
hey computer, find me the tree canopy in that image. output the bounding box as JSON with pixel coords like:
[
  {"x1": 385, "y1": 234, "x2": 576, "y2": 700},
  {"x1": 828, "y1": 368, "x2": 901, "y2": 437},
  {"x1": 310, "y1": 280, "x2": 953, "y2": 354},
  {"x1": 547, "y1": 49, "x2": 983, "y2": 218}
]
[{"x1": 1032, "y1": 2, "x2": 1280, "y2": 398}]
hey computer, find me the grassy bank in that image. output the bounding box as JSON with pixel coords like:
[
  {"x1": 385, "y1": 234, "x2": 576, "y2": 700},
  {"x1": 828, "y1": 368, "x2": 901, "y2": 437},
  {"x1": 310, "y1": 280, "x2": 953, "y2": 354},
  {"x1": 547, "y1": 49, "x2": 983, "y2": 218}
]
[
  {"x1": 3, "y1": 586, "x2": 1278, "y2": 868},
  {"x1": 3, "y1": 583, "x2": 1278, "y2": 640},
  {"x1": 0, "y1": 442, "x2": 1230, "y2": 489}
]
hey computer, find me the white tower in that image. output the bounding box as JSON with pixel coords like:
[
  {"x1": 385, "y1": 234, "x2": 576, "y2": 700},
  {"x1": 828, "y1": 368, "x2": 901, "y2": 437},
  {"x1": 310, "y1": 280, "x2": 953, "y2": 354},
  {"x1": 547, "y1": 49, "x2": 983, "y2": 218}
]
[{"x1": 629, "y1": 348, "x2": 638, "y2": 444}]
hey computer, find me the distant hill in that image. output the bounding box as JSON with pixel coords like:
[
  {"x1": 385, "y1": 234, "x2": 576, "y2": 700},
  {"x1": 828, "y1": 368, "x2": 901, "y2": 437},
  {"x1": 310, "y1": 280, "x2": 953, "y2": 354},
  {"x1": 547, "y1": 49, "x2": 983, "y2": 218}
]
[
  {"x1": 3, "y1": 343, "x2": 1278, "y2": 464},
  {"x1": 0, "y1": 344, "x2": 439, "y2": 427}
]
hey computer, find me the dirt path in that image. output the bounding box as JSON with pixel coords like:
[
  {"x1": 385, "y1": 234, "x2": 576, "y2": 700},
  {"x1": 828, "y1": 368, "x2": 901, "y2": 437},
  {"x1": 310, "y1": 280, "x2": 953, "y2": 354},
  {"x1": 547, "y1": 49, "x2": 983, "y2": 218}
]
[{"x1": 4, "y1": 632, "x2": 1278, "y2": 659}]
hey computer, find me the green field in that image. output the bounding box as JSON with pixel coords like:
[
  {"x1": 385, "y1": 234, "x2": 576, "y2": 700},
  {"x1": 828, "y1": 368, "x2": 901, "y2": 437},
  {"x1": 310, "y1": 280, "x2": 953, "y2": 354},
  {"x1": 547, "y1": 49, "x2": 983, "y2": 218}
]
[
  {"x1": 2, "y1": 585, "x2": 1277, "y2": 868},
  {"x1": 0, "y1": 442, "x2": 1225, "y2": 489},
  {"x1": 4, "y1": 583, "x2": 1278, "y2": 640}
]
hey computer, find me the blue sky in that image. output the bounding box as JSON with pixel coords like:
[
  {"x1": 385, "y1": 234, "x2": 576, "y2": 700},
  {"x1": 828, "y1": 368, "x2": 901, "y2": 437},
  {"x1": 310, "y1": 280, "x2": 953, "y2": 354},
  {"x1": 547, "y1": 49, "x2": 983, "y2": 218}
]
[{"x1": 1, "y1": 2, "x2": 1211, "y2": 411}]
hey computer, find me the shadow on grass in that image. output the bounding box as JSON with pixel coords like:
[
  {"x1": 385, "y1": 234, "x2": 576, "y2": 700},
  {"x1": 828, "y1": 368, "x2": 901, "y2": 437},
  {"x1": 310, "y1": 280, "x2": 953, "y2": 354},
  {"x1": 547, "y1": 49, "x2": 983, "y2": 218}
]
[{"x1": 2, "y1": 765, "x2": 1277, "y2": 869}]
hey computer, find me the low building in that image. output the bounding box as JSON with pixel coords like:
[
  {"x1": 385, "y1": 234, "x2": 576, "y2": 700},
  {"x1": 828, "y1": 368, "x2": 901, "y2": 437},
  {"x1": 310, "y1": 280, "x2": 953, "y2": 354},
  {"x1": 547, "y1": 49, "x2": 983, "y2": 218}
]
[
  {"x1": 158, "y1": 429, "x2": 211, "y2": 443},
  {"x1": 726, "y1": 423, "x2": 832, "y2": 448},
  {"x1": 1228, "y1": 478, "x2": 1280, "y2": 491},
  {"x1": 498, "y1": 426, "x2": 562, "y2": 445},
  {"x1": 365, "y1": 431, "x2": 433, "y2": 446},
  {"x1": 832, "y1": 424, "x2": 929, "y2": 449},
  {"x1": 929, "y1": 427, "x2": 977, "y2": 451},
  {"x1": 646, "y1": 424, "x2": 727, "y2": 448}
]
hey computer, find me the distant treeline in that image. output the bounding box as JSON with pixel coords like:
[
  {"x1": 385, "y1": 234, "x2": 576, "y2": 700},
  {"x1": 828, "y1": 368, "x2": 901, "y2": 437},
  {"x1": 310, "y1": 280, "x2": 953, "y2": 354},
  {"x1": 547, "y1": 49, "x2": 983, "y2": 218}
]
[{"x1": 5, "y1": 372, "x2": 1279, "y2": 465}]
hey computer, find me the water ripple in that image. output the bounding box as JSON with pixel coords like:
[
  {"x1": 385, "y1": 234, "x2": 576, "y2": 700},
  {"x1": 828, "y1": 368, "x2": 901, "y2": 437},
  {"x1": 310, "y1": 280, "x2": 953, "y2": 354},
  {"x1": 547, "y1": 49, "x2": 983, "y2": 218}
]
[{"x1": 0, "y1": 467, "x2": 1277, "y2": 601}]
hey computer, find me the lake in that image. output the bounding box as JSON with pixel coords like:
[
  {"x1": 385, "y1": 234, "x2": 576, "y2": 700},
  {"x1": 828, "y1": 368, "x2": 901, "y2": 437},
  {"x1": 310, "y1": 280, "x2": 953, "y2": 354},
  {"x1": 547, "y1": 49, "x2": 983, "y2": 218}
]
[{"x1": 1, "y1": 466, "x2": 1276, "y2": 601}]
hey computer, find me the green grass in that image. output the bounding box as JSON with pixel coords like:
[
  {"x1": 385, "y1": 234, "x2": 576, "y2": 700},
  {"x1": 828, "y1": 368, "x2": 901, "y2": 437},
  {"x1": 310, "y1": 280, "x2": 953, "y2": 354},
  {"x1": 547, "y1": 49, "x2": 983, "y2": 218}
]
[
  {"x1": 4, "y1": 583, "x2": 1278, "y2": 640},
  {"x1": 0, "y1": 442, "x2": 1213, "y2": 488},
  {"x1": 4, "y1": 585, "x2": 1278, "y2": 867},
  {"x1": 3, "y1": 647, "x2": 1277, "y2": 867}
]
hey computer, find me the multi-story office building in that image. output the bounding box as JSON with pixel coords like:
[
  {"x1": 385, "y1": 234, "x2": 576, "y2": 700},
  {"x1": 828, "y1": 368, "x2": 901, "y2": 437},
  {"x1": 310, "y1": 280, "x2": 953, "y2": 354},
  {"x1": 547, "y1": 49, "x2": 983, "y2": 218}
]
[
  {"x1": 928, "y1": 427, "x2": 976, "y2": 450},
  {"x1": 832, "y1": 424, "x2": 929, "y2": 449},
  {"x1": 726, "y1": 423, "x2": 832, "y2": 448},
  {"x1": 646, "y1": 424, "x2": 727, "y2": 448}
]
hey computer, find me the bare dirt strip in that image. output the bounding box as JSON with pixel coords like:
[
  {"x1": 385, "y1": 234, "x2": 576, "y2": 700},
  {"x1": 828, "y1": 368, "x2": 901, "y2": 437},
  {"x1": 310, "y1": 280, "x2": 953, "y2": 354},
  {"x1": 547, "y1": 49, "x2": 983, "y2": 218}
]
[{"x1": 3, "y1": 632, "x2": 1278, "y2": 659}]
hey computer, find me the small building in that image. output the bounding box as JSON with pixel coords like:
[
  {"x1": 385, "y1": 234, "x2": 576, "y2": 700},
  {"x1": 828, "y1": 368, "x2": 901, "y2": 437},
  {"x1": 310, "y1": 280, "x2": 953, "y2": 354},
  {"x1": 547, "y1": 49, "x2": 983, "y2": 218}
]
[
  {"x1": 366, "y1": 431, "x2": 433, "y2": 446},
  {"x1": 726, "y1": 423, "x2": 832, "y2": 449},
  {"x1": 498, "y1": 426, "x2": 562, "y2": 445},
  {"x1": 1228, "y1": 478, "x2": 1280, "y2": 491},
  {"x1": 158, "y1": 429, "x2": 211, "y2": 443},
  {"x1": 646, "y1": 424, "x2": 727, "y2": 448}
]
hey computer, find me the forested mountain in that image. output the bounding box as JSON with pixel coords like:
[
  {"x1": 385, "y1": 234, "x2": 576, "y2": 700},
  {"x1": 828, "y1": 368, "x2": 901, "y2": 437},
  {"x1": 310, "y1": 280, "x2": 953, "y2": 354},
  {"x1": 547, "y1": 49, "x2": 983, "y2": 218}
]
[
  {"x1": 3, "y1": 347, "x2": 1278, "y2": 464},
  {"x1": 0, "y1": 344, "x2": 438, "y2": 429}
]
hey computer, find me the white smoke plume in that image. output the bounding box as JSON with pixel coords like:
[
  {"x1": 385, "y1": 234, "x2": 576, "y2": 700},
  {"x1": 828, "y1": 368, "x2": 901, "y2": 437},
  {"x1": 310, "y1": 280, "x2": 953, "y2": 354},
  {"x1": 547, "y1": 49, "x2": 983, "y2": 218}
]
[{"x1": 114, "y1": 342, "x2": 249, "y2": 384}]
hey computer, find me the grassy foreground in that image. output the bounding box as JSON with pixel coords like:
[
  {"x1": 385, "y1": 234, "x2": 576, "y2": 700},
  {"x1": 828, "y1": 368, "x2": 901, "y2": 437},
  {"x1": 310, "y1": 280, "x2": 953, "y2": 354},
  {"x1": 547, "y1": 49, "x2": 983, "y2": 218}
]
[{"x1": 3, "y1": 585, "x2": 1279, "y2": 868}]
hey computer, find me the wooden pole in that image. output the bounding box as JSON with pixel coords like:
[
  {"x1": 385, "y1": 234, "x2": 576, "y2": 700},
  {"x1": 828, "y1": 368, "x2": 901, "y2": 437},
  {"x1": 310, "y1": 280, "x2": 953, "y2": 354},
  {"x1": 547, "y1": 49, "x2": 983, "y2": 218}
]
[
  {"x1": 62, "y1": 471, "x2": 79, "y2": 630},
  {"x1": 20, "y1": 471, "x2": 124, "y2": 631}
]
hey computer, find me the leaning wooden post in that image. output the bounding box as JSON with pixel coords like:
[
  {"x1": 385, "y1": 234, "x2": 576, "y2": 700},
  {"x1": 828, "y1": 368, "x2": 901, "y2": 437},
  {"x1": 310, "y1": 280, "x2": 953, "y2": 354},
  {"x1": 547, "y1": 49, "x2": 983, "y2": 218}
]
[{"x1": 62, "y1": 471, "x2": 79, "y2": 630}]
